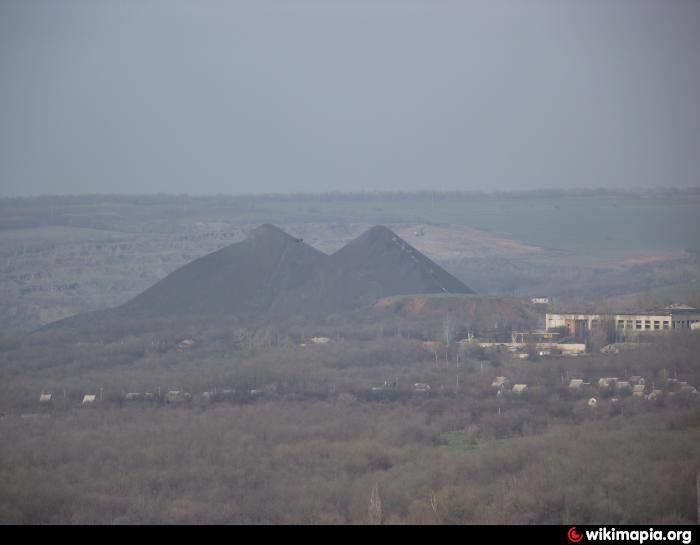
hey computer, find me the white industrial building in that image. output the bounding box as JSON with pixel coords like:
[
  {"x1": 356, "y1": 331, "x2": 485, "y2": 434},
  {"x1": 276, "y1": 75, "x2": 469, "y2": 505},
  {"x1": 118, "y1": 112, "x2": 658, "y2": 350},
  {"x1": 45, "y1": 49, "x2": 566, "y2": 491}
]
[{"x1": 546, "y1": 305, "x2": 700, "y2": 339}]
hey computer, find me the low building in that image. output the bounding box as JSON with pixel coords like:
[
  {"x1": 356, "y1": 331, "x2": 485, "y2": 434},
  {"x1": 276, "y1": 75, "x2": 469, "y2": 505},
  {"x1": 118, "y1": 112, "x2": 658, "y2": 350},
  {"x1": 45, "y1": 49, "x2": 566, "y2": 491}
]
[
  {"x1": 39, "y1": 392, "x2": 52, "y2": 403},
  {"x1": 602, "y1": 342, "x2": 652, "y2": 354},
  {"x1": 598, "y1": 377, "x2": 618, "y2": 390},
  {"x1": 475, "y1": 341, "x2": 586, "y2": 355},
  {"x1": 646, "y1": 389, "x2": 663, "y2": 401},
  {"x1": 82, "y1": 394, "x2": 96, "y2": 404},
  {"x1": 421, "y1": 341, "x2": 440, "y2": 352},
  {"x1": 177, "y1": 339, "x2": 196, "y2": 351},
  {"x1": 614, "y1": 381, "x2": 632, "y2": 394},
  {"x1": 546, "y1": 305, "x2": 700, "y2": 339},
  {"x1": 531, "y1": 297, "x2": 550, "y2": 305},
  {"x1": 512, "y1": 384, "x2": 528, "y2": 394},
  {"x1": 511, "y1": 330, "x2": 559, "y2": 343},
  {"x1": 165, "y1": 390, "x2": 191, "y2": 403},
  {"x1": 679, "y1": 383, "x2": 698, "y2": 395},
  {"x1": 491, "y1": 376, "x2": 508, "y2": 389}
]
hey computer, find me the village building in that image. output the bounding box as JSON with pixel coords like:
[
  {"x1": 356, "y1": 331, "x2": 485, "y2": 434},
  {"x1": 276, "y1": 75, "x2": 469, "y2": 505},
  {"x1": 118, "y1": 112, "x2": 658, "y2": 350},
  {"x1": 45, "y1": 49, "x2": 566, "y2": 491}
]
[{"x1": 510, "y1": 330, "x2": 559, "y2": 343}]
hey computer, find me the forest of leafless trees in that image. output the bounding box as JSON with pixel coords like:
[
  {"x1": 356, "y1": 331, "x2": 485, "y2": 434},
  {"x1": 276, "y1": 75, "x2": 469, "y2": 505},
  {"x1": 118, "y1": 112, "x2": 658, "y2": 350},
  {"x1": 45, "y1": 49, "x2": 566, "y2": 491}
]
[{"x1": 1, "y1": 309, "x2": 699, "y2": 524}]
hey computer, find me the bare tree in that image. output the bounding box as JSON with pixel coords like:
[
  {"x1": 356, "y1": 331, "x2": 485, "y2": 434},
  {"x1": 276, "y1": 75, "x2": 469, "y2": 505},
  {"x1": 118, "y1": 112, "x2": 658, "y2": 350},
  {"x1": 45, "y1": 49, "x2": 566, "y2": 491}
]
[
  {"x1": 368, "y1": 483, "x2": 382, "y2": 525},
  {"x1": 443, "y1": 316, "x2": 453, "y2": 366},
  {"x1": 429, "y1": 492, "x2": 439, "y2": 513}
]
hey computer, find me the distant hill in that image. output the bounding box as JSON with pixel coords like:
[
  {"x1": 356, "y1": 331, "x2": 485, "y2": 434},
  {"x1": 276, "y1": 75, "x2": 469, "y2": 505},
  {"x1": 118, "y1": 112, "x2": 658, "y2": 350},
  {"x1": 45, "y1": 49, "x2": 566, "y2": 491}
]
[
  {"x1": 332, "y1": 225, "x2": 471, "y2": 296},
  {"x1": 43, "y1": 224, "x2": 473, "y2": 328},
  {"x1": 274, "y1": 226, "x2": 473, "y2": 313},
  {"x1": 118, "y1": 224, "x2": 327, "y2": 317}
]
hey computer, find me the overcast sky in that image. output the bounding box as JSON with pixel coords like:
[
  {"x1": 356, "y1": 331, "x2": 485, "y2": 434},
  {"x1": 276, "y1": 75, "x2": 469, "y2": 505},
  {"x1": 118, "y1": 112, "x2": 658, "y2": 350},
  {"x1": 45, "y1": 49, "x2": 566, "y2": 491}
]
[{"x1": 1, "y1": 0, "x2": 699, "y2": 196}]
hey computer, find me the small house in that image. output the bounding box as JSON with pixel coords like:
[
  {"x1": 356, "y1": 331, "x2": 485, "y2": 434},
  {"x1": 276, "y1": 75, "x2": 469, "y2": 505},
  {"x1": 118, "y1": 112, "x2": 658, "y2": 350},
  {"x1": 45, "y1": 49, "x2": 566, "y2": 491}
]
[
  {"x1": 614, "y1": 381, "x2": 632, "y2": 394},
  {"x1": 680, "y1": 383, "x2": 698, "y2": 395},
  {"x1": 598, "y1": 377, "x2": 618, "y2": 390},
  {"x1": 646, "y1": 389, "x2": 663, "y2": 400},
  {"x1": 491, "y1": 376, "x2": 508, "y2": 389},
  {"x1": 177, "y1": 339, "x2": 196, "y2": 351},
  {"x1": 165, "y1": 390, "x2": 191, "y2": 403}
]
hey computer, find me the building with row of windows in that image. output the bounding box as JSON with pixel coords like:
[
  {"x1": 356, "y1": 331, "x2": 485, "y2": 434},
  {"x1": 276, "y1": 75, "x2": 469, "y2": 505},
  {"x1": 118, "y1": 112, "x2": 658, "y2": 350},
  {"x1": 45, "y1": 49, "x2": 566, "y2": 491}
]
[{"x1": 545, "y1": 305, "x2": 700, "y2": 339}]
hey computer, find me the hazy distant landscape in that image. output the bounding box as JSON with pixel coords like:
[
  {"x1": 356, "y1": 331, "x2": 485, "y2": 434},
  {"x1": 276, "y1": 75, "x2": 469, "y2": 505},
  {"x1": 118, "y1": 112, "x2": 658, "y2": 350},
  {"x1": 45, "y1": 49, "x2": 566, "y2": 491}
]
[
  {"x1": 1, "y1": 190, "x2": 699, "y2": 524},
  {"x1": 2, "y1": 0, "x2": 700, "y2": 528},
  {"x1": 2, "y1": 190, "x2": 699, "y2": 331}
]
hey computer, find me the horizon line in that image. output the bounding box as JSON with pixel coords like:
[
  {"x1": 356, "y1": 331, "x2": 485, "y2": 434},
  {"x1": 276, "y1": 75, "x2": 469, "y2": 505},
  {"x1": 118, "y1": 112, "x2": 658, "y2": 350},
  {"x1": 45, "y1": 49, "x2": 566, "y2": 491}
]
[{"x1": 2, "y1": 186, "x2": 700, "y2": 202}]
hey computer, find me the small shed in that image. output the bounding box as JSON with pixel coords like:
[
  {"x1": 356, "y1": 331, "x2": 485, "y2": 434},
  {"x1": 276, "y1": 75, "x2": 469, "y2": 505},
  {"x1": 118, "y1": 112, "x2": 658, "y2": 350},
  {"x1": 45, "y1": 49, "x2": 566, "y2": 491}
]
[
  {"x1": 598, "y1": 377, "x2": 618, "y2": 389},
  {"x1": 568, "y1": 379, "x2": 584, "y2": 390},
  {"x1": 646, "y1": 389, "x2": 662, "y2": 401},
  {"x1": 39, "y1": 392, "x2": 52, "y2": 403},
  {"x1": 512, "y1": 384, "x2": 528, "y2": 394},
  {"x1": 421, "y1": 341, "x2": 440, "y2": 352},
  {"x1": 680, "y1": 383, "x2": 698, "y2": 395},
  {"x1": 614, "y1": 381, "x2": 632, "y2": 393},
  {"x1": 177, "y1": 339, "x2": 196, "y2": 351},
  {"x1": 165, "y1": 390, "x2": 191, "y2": 403},
  {"x1": 491, "y1": 376, "x2": 507, "y2": 388},
  {"x1": 82, "y1": 394, "x2": 96, "y2": 404}
]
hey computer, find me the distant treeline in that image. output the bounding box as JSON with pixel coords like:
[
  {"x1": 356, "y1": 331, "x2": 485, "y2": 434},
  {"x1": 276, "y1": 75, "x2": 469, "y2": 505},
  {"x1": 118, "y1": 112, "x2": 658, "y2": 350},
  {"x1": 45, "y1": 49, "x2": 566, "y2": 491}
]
[{"x1": 2, "y1": 187, "x2": 699, "y2": 206}]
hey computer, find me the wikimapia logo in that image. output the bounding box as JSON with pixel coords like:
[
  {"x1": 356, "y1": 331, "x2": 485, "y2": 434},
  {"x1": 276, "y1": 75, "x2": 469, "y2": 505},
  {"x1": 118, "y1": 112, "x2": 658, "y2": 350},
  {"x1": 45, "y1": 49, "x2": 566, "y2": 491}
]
[
  {"x1": 568, "y1": 527, "x2": 584, "y2": 543},
  {"x1": 566, "y1": 527, "x2": 693, "y2": 544}
]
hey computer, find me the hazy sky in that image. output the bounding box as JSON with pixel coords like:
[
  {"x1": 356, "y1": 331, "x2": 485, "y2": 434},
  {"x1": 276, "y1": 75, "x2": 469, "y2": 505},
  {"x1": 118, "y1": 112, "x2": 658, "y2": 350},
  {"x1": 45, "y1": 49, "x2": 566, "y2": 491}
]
[{"x1": 1, "y1": 0, "x2": 699, "y2": 196}]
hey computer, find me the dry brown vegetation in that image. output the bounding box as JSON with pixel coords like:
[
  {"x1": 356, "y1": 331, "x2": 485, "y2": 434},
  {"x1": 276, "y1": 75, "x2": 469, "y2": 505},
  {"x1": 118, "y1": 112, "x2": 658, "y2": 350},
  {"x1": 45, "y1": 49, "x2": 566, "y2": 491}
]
[
  {"x1": 1, "y1": 193, "x2": 699, "y2": 523},
  {"x1": 1, "y1": 309, "x2": 699, "y2": 524}
]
